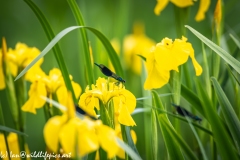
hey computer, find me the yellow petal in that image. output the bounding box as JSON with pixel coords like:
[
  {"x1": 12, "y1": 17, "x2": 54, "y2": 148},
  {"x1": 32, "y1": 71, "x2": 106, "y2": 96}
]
[
  {"x1": 171, "y1": 0, "x2": 193, "y2": 8},
  {"x1": 21, "y1": 81, "x2": 47, "y2": 114},
  {"x1": 79, "y1": 93, "x2": 98, "y2": 117},
  {"x1": 214, "y1": 0, "x2": 222, "y2": 34},
  {"x1": 96, "y1": 123, "x2": 119, "y2": 158},
  {"x1": 43, "y1": 115, "x2": 68, "y2": 152},
  {"x1": 191, "y1": 57, "x2": 203, "y2": 76},
  {"x1": 154, "y1": 0, "x2": 169, "y2": 15},
  {"x1": 59, "y1": 118, "x2": 78, "y2": 157},
  {"x1": 77, "y1": 118, "x2": 99, "y2": 157},
  {"x1": 195, "y1": 0, "x2": 210, "y2": 21},
  {"x1": 144, "y1": 52, "x2": 170, "y2": 90},
  {"x1": 117, "y1": 102, "x2": 136, "y2": 126},
  {"x1": 119, "y1": 90, "x2": 136, "y2": 114}
]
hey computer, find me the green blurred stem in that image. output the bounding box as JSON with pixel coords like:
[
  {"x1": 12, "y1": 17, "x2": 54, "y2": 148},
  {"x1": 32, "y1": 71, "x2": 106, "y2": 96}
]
[
  {"x1": 120, "y1": 125, "x2": 129, "y2": 160},
  {"x1": 99, "y1": 101, "x2": 111, "y2": 127},
  {"x1": 14, "y1": 68, "x2": 26, "y2": 159},
  {"x1": 0, "y1": 103, "x2": 11, "y2": 160},
  {"x1": 67, "y1": 0, "x2": 95, "y2": 87},
  {"x1": 24, "y1": 0, "x2": 77, "y2": 104},
  {"x1": 170, "y1": 70, "x2": 181, "y2": 105},
  {"x1": 151, "y1": 109, "x2": 158, "y2": 160}
]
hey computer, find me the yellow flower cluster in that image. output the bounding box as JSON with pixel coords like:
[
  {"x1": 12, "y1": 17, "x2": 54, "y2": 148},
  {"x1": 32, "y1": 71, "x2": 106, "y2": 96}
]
[
  {"x1": 154, "y1": 0, "x2": 211, "y2": 21},
  {"x1": 44, "y1": 92, "x2": 120, "y2": 158},
  {"x1": 22, "y1": 68, "x2": 81, "y2": 114},
  {"x1": 79, "y1": 77, "x2": 137, "y2": 126},
  {"x1": 144, "y1": 36, "x2": 202, "y2": 90}
]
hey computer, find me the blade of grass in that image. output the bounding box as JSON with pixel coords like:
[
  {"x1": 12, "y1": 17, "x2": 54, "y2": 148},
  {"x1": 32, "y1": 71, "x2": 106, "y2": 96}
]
[
  {"x1": 211, "y1": 77, "x2": 240, "y2": 153},
  {"x1": 226, "y1": 64, "x2": 240, "y2": 86},
  {"x1": 230, "y1": 34, "x2": 240, "y2": 50},
  {"x1": 15, "y1": 26, "x2": 123, "y2": 84},
  {"x1": 0, "y1": 125, "x2": 28, "y2": 137},
  {"x1": 195, "y1": 78, "x2": 239, "y2": 159},
  {"x1": 23, "y1": 0, "x2": 76, "y2": 103},
  {"x1": 152, "y1": 90, "x2": 185, "y2": 160},
  {"x1": 151, "y1": 109, "x2": 158, "y2": 160},
  {"x1": 186, "y1": 25, "x2": 240, "y2": 74}
]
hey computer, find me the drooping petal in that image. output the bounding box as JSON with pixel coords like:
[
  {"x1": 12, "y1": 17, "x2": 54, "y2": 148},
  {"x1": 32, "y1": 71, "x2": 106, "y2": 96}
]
[
  {"x1": 59, "y1": 118, "x2": 78, "y2": 157},
  {"x1": 117, "y1": 100, "x2": 136, "y2": 126},
  {"x1": 154, "y1": 0, "x2": 169, "y2": 15},
  {"x1": 95, "y1": 121, "x2": 119, "y2": 158},
  {"x1": 77, "y1": 118, "x2": 99, "y2": 157},
  {"x1": 195, "y1": 0, "x2": 211, "y2": 21},
  {"x1": 171, "y1": 0, "x2": 193, "y2": 8},
  {"x1": 119, "y1": 90, "x2": 136, "y2": 114},
  {"x1": 43, "y1": 115, "x2": 68, "y2": 152},
  {"x1": 21, "y1": 81, "x2": 47, "y2": 114}
]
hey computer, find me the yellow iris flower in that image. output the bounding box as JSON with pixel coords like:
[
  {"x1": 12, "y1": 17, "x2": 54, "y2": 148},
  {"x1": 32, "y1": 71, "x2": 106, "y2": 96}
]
[
  {"x1": 0, "y1": 49, "x2": 6, "y2": 90},
  {"x1": 44, "y1": 92, "x2": 119, "y2": 158},
  {"x1": 22, "y1": 68, "x2": 81, "y2": 114},
  {"x1": 79, "y1": 77, "x2": 136, "y2": 126},
  {"x1": 154, "y1": 0, "x2": 210, "y2": 22},
  {"x1": 123, "y1": 23, "x2": 155, "y2": 75},
  {"x1": 0, "y1": 133, "x2": 30, "y2": 160},
  {"x1": 144, "y1": 36, "x2": 202, "y2": 90}
]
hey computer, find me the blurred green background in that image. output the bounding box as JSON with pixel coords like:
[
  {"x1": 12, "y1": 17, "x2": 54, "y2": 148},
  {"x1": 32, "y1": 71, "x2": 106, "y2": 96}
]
[{"x1": 1, "y1": 0, "x2": 240, "y2": 159}]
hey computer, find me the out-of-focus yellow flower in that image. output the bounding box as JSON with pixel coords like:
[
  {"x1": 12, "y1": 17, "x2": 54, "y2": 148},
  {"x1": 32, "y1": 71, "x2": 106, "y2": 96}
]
[
  {"x1": 123, "y1": 23, "x2": 155, "y2": 75},
  {"x1": 154, "y1": 0, "x2": 210, "y2": 22},
  {"x1": 0, "y1": 133, "x2": 30, "y2": 160},
  {"x1": 7, "y1": 43, "x2": 43, "y2": 77},
  {"x1": 79, "y1": 77, "x2": 136, "y2": 126},
  {"x1": 144, "y1": 36, "x2": 202, "y2": 90},
  {"x1": 22, "y1": 68, "x2": 81, "y2": 114},
  {"x1": 0, "y1": 38, "x2": 8, "y2": 90},
  {"x1": 44, "y1": 92, "x2": 120, "y2": 158}
]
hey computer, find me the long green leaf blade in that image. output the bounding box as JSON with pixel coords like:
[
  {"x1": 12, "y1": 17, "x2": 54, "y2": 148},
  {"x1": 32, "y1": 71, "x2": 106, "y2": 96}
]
[
  {"x1": 151, "y1": 90, "x2": 185, "y2": 160},
  {"x1": 0, "y1": 125, "x2": 28, "y2": 136},
  {"x1": 195, "y1": 79, "x2": 239, "y2": 159},
  {"x1": 186, "y1": 25, "x2": 240, "y2": 74},
  {"x1": 15, "y1": 26, "x2": 123, "y2": 81},
  {"x1": 211, "y1": 77, "x2": 240, "y2": 152}
]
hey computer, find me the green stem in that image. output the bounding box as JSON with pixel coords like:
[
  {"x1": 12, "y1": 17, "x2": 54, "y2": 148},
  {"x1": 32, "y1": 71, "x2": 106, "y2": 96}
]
[
  {"x1": 120, "y1": 125, "x2": 129, "y2": 160},
  {"x1": 14, "y1": 71, "x2": 26, "y2": 160},
  {"x1": 67, "y1": 0, "x2": 95, "y2": 87},
  {"x1": 0, "y1": 102, "x2": 11, "y2": 160}
]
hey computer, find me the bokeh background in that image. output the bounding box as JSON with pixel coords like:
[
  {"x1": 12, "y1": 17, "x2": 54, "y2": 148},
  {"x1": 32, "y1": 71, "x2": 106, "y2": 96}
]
[{"x1": 1, "y1": 0, "x2": 240, "y2": 159}]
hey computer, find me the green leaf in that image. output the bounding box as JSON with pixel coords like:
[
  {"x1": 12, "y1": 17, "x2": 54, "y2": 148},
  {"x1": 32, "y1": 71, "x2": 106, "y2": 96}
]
[
  {"x1": 186, "y1": 25, "x2": 240, "y2": 74},
  {"x1": 0, "y1": 125, "x2": 28, "y2": 136},
  {"x1": 230, "y1": 34, "x2": 240, "y2": 50},
  {"x1": 195, "y1": 79, "x2": 239, "y2": 159},
  {"x1": 15, "y1": 26, "x2": 123, "y2": 82},
  {"x1": 116, "y1": 138, "x2": 142, "y2": 160},
  {"x1": 211, "y1": 77, "x2": 240, "y2": 152},
  {"x1": 125, "y1": 126, "x2": 140, "y2": 157},
  {"x1": 152, "y1": 90, "x2": 199, "y2": 160},
  {"x1": 226, "y1": 64, "x2": 240, "y2": 86},
  {"x1": 151, "y1": 109, "x2": 158, "y2": 160}
]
